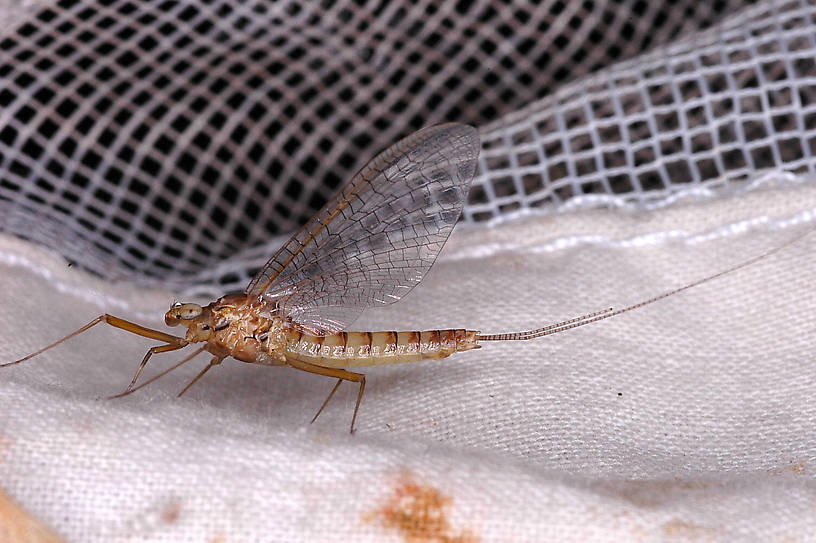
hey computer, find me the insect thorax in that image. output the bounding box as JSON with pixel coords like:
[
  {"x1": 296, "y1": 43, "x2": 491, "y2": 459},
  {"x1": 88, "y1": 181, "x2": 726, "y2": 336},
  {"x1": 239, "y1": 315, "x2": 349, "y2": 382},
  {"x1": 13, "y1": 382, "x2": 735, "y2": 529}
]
[{"x1": 193, "y1": 295, "x2": 288, "y2": 364}]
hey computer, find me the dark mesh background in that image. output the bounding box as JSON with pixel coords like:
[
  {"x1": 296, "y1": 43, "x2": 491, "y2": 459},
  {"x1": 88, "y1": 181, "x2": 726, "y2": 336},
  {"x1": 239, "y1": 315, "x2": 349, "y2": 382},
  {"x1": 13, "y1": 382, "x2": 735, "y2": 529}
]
[{"x1": 1, "y1": 0, "x2": 814, "y2": 296}]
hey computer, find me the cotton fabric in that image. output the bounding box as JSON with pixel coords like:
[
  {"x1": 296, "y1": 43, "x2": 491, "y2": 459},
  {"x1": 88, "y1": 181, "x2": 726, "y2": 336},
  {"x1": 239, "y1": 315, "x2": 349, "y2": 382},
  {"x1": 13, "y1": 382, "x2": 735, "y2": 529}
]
[{"x1": 1, "y1": 180, "x2": 815, "y2": 541}]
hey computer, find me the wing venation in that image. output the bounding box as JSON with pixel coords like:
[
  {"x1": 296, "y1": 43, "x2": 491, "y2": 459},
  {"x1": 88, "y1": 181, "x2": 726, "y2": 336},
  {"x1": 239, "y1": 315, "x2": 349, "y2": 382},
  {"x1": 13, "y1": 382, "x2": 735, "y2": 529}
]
[{"x1": 245, "y1": 123, "x2": 480, "y2": 333}]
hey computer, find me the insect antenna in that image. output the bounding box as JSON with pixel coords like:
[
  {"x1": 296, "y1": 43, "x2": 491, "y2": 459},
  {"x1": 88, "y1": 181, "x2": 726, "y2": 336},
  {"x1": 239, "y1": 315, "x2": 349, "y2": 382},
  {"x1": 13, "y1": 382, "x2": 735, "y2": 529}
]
[{"x1": 477, "y1": 226, "x2": 812, "y2": 342}]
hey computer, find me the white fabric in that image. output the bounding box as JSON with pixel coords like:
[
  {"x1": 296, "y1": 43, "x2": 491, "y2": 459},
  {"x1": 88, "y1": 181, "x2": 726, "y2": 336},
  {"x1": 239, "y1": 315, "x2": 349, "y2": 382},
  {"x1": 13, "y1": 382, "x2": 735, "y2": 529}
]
[{"x1": 1, "y1": 177, "x2": 816, "y2": 541}]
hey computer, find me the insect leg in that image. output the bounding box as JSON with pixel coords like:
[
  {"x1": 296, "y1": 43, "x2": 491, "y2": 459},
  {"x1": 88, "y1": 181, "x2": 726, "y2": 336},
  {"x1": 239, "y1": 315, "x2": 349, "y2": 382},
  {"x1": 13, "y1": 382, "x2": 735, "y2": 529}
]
[
  {"x1": 177, "y1": 356, "x2": 224, "y2": 397},
  {"x1": 108, "y1": 346, "x2": 205, "y2": 399},
  {"x1": 0, "y1": 314, "x2": 187, "y2": 368},
  {"x1": 286, "y1": 358, "x2": 366, "y2": 434},
  {"x1": 120, "y1": 343, "x2": 187, "y2": 394},
  {"x1": 310, "y1": 379, "x2": 343, "y2": 424}
]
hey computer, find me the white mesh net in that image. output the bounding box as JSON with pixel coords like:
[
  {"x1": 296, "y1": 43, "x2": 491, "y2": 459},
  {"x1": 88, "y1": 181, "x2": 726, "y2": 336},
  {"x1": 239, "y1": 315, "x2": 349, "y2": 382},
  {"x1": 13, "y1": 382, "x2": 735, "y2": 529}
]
[
  {"x1": 2, "y1": 0, "x2": 816, "y2": 541},
  {"x1": 2, "y1": 0, "x2": 814, "y2": 296}
]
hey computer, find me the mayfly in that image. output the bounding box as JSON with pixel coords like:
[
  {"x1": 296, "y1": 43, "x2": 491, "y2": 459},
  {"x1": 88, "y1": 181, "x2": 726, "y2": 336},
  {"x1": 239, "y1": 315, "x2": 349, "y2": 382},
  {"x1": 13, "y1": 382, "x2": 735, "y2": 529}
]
[{"x1": 0, "y1": 123, "x2": 807, "y2": 432}]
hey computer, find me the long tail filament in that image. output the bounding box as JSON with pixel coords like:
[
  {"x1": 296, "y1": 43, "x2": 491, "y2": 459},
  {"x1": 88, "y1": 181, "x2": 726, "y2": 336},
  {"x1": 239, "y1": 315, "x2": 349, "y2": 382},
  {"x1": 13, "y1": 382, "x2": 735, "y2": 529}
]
[{"x1": 477, "y1": 226, "x2": 810, "y2": 342}]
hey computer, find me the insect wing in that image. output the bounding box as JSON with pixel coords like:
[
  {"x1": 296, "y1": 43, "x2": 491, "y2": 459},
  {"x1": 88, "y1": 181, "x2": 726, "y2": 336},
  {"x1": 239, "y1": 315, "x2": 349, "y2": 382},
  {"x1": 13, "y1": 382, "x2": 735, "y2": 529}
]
[{"x1": 245, "y1": 123, "x2": 480, "y2": 333}]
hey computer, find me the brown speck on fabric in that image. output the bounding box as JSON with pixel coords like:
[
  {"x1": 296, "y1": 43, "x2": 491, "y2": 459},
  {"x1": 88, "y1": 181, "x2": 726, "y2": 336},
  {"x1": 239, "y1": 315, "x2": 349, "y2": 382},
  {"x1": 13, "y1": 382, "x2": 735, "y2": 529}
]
[{"x1": 365, "y1": 472, "x2": 479, "y2": 543}]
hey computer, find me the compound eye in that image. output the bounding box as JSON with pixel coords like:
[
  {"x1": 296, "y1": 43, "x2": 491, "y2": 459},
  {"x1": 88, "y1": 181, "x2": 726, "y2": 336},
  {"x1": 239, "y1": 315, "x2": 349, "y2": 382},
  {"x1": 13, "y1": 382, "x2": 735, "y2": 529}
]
[{"x1": 175, "y1": 303, "x2": 203, "y2": 320}]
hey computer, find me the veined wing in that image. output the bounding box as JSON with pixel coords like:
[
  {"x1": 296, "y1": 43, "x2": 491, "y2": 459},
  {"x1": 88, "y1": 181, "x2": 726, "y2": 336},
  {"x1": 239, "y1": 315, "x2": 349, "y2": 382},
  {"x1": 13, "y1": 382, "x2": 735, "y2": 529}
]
[{"x1": 245, "y1": 123, "x2": 480, "y2": 333}]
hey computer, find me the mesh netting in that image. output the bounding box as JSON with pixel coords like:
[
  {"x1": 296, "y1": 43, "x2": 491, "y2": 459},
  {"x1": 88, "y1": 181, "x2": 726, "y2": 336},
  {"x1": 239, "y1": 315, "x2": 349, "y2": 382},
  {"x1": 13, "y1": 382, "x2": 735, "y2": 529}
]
[{"x1": 0, "y1": 0, "x2": 815, "y2": 297}]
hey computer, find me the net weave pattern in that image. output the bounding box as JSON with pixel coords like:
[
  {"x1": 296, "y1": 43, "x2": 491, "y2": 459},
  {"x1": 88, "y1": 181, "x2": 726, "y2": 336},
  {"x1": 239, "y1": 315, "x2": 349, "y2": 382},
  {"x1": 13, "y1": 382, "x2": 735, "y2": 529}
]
[{"x1": 0, "y1": 0, "x2": 814, "y2": 296}]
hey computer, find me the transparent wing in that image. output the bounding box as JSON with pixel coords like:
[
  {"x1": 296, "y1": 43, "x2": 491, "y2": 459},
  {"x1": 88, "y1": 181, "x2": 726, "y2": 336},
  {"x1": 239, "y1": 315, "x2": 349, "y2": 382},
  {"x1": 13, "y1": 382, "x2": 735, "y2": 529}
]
[{"x1": 245, "y1": 123, "x2": 480, "y2": 333}]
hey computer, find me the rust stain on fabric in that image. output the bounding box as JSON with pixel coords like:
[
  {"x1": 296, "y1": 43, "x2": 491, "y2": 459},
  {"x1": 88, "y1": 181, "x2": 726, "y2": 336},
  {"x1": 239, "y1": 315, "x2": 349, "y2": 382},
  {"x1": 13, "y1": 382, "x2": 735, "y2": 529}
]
[
  {"x1": 769, "y1": 459, "x2": 808, "y2": 476},
  {"x1": 365, "y1": 473, "x2": 479, "y2": 543},
  {"x1": 661, "y1": 519, "x2": 717, "y2": 539},
  {"x1": 786, "y1": 459, "x2": 807, "y2": 475},
  {"x1": 159, "y1": 500, "x2": 182, "y2": 524}
]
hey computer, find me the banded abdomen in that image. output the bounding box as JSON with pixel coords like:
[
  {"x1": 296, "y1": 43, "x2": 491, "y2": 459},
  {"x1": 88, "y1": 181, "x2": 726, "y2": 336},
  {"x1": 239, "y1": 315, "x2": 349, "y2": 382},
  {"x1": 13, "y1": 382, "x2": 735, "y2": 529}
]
[{"x1": 284, "y1": 328, "x2": 480, "y2": 368}]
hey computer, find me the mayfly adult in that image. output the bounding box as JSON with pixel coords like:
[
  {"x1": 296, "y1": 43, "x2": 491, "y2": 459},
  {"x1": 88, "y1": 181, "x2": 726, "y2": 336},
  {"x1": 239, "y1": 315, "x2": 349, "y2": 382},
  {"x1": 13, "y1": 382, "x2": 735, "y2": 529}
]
[{"x1": 0, "y1": 123, "x2": 808, "y2": 432}]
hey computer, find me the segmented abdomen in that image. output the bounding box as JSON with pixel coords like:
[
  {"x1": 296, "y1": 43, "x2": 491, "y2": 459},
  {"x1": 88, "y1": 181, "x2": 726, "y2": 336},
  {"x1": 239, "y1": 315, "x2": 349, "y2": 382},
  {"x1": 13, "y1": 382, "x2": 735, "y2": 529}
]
[{"x1": 284, "y1": 328, "x2": 480, "y2": 368}]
